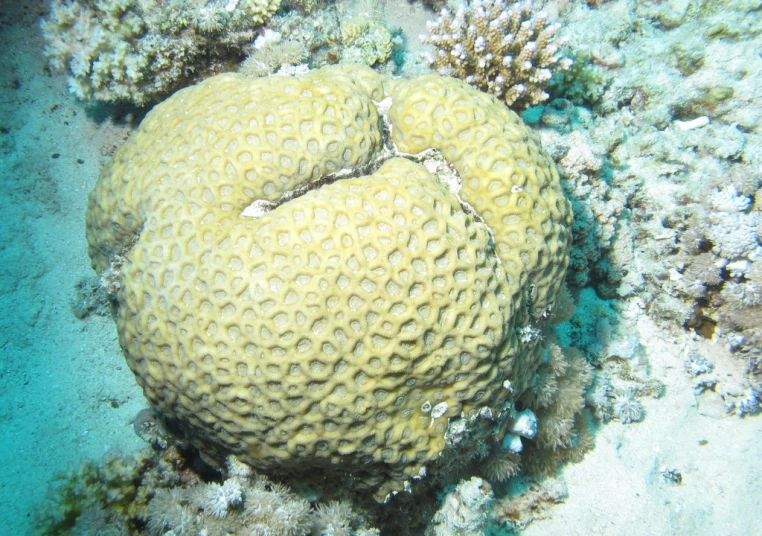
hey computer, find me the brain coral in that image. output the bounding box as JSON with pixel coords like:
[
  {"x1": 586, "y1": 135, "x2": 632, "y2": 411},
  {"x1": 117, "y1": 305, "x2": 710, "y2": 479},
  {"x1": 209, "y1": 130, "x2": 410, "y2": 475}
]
[{"x1": 86, "y1": 65, "x2": 572, "y2": 501}]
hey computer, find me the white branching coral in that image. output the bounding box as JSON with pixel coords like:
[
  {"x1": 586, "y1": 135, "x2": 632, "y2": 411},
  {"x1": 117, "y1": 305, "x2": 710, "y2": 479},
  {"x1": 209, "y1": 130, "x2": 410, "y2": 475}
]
[
  {"x1": 706, "y1": 211, "x2": 761, "y2": 260},
  {"x1": 421, "y1": 0, "x2": 571, "y2": 109},
  {"x1": 711, "y1": 185, "x2": 752, "y2": 213}
]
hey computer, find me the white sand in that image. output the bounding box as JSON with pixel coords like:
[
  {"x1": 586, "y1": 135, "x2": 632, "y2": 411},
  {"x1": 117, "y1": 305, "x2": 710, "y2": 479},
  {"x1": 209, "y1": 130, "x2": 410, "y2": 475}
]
[
  {"x1": 522, "y1": 316, "x2": 762, "y2": 536},
  {"x1": 0, "y1": 5, "x2": 145, "y2": 534}
]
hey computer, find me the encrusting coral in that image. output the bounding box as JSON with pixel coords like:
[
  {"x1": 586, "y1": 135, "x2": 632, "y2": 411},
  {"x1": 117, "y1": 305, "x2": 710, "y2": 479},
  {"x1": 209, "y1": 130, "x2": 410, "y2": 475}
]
[
  {"x1": 85, "y1": 63, "x2": 580, "y2": 502},
  {"x1": 420, "y1": 0, "x2": 572, "y2": 110},
  {"x1": 337, "y1": 17, "x2": 395, "y2": 67},
  {"x1": 41, "y1": 0, "x2": 282, "y2": 105}
]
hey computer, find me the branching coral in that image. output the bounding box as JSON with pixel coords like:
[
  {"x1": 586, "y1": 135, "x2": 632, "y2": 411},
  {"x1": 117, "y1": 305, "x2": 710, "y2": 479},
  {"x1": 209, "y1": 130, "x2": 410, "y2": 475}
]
[
  {"x1": 421, "y1": 0, "x2": 571, "y2": 110},
  {"x1": 546, "y1": 49, "x2": 611, "y2": 107},
  {"x1": 41, "y1": 0, "x2": 282, "y2": 105}
]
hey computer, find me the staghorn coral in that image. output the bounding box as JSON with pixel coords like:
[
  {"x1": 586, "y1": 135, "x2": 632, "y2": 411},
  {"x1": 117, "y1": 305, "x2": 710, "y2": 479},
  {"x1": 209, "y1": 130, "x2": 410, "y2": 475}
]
[
  {"x1": 41, "y1": 0, "x2": 281, "y2": 105},
  {"x1": 85, "y1": 65, "x2": 575, "y2": 502},
  {"x1": 420, "y1": 0, "x2": 571, "y2": 110}
]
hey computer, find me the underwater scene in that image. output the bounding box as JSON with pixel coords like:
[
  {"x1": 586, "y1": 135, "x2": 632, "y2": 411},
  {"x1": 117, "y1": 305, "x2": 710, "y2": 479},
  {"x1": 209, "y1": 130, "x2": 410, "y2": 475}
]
[{"x1": 1, "y1": 0, "x2": 761, "y2": 534}]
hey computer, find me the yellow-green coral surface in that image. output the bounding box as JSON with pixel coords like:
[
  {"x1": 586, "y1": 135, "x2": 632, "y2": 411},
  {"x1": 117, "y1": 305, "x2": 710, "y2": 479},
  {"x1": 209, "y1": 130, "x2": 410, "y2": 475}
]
[{"x1": 86, "y1": 65, "x2": 572, "y2": 501}]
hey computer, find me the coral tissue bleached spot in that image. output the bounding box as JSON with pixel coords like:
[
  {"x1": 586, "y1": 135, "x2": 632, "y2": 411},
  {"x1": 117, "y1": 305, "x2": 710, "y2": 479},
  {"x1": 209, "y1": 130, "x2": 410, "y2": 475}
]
[{"x1": 241, "y1": 199, "x2": 276, "y2": 218}]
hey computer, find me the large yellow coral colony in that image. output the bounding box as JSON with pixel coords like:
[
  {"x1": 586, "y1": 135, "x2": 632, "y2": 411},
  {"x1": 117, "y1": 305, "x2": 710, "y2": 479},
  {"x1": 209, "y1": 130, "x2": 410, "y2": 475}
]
[{"x1": 86, "y1": 65, "x2": 573, "y2": 501}]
